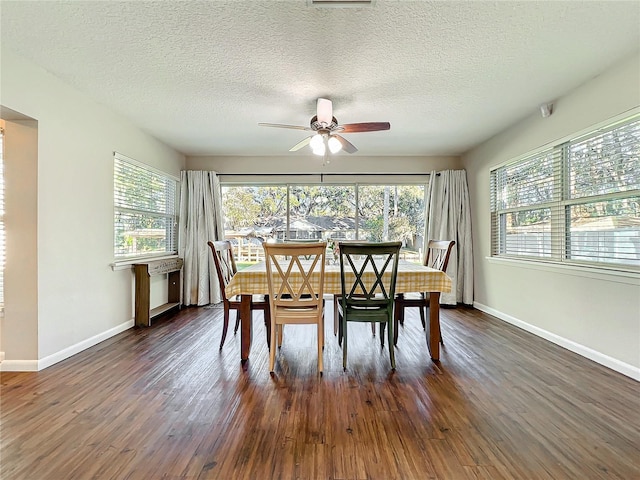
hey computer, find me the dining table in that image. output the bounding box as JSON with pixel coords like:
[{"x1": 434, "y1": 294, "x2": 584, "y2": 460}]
[{"x1": 224, "y1": 259, "x2": 452, "y2": 363}]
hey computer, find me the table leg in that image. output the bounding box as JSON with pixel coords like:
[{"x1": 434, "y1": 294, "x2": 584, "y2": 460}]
[
  {"x1": 240, "y1": 294, "x2": 252, "y2": 362},
  {"x1": 428, "y1": 292, "x2": 441, "y2": 361}
]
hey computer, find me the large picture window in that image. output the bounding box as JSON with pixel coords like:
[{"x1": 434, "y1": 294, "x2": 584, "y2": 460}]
[
  {"x1": 491, "y1": 114, "x2": 640, "y2": 270},
  {"x1": 221, "y1": 183, "x2": 425, "y2": 264},
  {"x1": 114, "y1": 152, "x2": 178, "y2": 259}
]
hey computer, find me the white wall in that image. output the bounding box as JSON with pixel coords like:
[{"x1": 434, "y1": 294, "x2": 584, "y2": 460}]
[
  {"x1": 0, "y1": 49, "x2": 185, "y2": 370},
  {"x1": 462, "y1": 52, "x2": 640, "y2": 379},
  {"x1": 2, "y1": 119, "x2": 39, "y2": 363}
]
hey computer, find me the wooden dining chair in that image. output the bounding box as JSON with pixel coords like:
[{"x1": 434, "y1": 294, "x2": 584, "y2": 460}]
[
  {"x1": 263, "y1": 241, "x2": 327, "y2": 374},
  {"x1": 393, "y1": 240, "x2": 455, "y2": 346},
  {"x1": 208, "y1": 240, "x2": 270, "y2": 350},
  {"x1": 337, "y1": 241, "x2": 401, "y2": 371}
]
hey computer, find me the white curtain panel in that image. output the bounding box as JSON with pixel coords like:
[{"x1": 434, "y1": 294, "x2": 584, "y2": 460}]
[
  {"x1": 178, "y1": 171, "x2": 225, "y2": 306},
  {"x1": 424, "y1": 170, "x2": 474, "y2": 305}
]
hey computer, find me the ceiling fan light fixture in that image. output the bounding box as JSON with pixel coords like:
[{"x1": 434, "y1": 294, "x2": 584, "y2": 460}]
[
  {"x1": 328, "y1": 135, "x2": 342, "y2": 154},
  {"x1": 310, "y1": 133, "x2": 324, "y2": 150},
  {"x1": 312, "y1": 143, "x2": 326, "y2": 156}
]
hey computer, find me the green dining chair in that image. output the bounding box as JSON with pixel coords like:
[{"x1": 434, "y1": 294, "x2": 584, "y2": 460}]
[{"x1": 337, "y1": 241, "x2": 401, "y2": 371}]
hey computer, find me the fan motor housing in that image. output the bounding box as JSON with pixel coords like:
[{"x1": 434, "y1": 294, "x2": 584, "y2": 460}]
[{"x1": 310, "y1": 115, "x2": 339, "y2": 131}]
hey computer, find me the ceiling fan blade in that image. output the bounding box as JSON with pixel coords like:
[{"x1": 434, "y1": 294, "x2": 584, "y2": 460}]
[
  {"x1": 316, "y1": 98, "x2": 333, "y2": 126},
  {"x1": 258, "y1": 123, "x2": 312, "y2": 131},
  {"x1": 334, "y1": 134, "x2": 358, "y2": 154},
  {"x1": 289, "y1": 136, "x2": 312, "y2": 152},
  {"x1": 340, "y1": 122, "x2": 391, "y2": 133}
]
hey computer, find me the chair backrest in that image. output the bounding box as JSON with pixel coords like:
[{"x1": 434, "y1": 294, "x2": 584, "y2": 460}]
[
  {"x1": 425, "y1": 240, "x2": 455, "y2": 272},
  {"x1": 208, "y1": 240, "x2": 238, "y2": 298},
  {"x1": 263, "y1": 242, "x2": 327, "y2": 310},
  {"x1": 339, "y1": 241, "x2": 402, "y2": 308}
]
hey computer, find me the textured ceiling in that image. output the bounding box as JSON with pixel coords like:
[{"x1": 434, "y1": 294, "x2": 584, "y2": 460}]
[{"x1": 1, "y1": 1, "x2": 639, "y2": 157}]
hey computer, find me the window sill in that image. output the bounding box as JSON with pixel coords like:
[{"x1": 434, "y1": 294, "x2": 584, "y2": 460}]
[
  {"x1": 485, "y1": 256, "x2": 640, "y2": 286},
  {"x1": 111, "y1": 254, "x2": 180, "y2": 271}
]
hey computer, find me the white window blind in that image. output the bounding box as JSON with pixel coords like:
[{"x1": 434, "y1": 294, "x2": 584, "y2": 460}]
[
  {"x1": 114, "y1": 152, "x2": 178, "y2": 259},
  {"x1": 491, "y1": 114, "x2": 640, "y2": 270}
]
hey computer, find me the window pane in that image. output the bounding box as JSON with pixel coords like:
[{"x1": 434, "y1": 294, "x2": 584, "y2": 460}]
[
  {"x1": 568, "y1": 119, "x2": 640, "y2": 199},
  {"x1": 500, "y1": 208, "x2": 552, "y2": 257},
  {"x1": 114, "y1": 212, "x2": 175, "y2": 257},
  {"x1": 495, "y1": 151, "x2": 555, "y2": 209},
  {"x1": 357, "y1": 185, "x2": 425, "y2": 261},
  {"x1": 568, "y1": 198, "x2": 640, "y2": 266},
  {"x1": 290, "y1": 185, "x2": 356, "y2": 241},
  {"x1": 222, "y1": 186, "x2": 287, "y2": 263},
  {"x1": 114, "y1": 160, "x2": 176, "y2": 214}
]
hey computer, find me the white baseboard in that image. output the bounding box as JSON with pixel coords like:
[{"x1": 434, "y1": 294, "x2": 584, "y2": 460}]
[
  {"x1": 0, "y1": 320, "x2": 134, "y2": 372},
  {"x1": 1, "y1": 359, "x2": 39, "y2": 371},
  {"x1": 473, "y1": 301, "x2": 640, "y2": 382},
  {"x1": 0, "y1": 351, "x2": 4, "y2": 363}
]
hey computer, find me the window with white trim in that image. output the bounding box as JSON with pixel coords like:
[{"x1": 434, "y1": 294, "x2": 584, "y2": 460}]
[
  {"x1": 491, "y1": 114, "x2": 640, "y2": 270},
  {"x1": 114, "y1": 152, "x2": 178, "y2": 259}
]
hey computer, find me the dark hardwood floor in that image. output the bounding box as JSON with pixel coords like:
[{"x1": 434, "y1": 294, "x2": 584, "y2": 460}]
[{"x1": 1, "y1": 303, "x2": 638, "y2": 479}]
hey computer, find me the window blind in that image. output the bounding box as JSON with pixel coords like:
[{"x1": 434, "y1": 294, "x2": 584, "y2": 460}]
[
  {"x1": 565, "y1": 118, "x2": 640, "y2": 265},
  {"x1": 114, "y1": 152, "x2": 178, "y2": 259},
  {"x1": 491, "y1": 114, "x2": 640, "y2": 270}
]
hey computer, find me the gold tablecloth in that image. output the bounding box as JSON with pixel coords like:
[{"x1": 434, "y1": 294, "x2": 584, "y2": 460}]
[{"x1": 225, "y1": 260, "x2": 452, "y2": 298}]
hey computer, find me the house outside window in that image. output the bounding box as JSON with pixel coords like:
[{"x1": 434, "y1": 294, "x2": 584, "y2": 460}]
[
  {"x1": 490, "y1": 114, "x2": 640, "y2": 270},
  {"x1": 113, "y1": 152, "x2": 178, "y2": 259}
]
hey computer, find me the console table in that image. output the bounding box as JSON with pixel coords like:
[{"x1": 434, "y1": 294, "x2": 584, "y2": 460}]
[{"x1": 134, "y1": 258, "x2": 183, "y2": 327}]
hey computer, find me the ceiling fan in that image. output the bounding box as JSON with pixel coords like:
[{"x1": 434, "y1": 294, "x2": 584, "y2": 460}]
[{"x1": 258, "y1": 98, "x2": 390, "y2": 156}]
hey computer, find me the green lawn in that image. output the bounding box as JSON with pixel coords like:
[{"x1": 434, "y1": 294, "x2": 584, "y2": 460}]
[{"x1": 236, "y1": 262, "x2": 256, "y2": 270}]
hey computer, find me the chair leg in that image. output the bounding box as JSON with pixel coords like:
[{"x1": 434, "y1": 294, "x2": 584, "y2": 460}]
[
  {"x1": 388, "y1": 321, "x2": 395, "y2": 370},
  {"x1": 393, "y1": 306, "x2": 400, "y2": 346},
  {"x1": 342, "y1": 320, "x2": 348, "y2": 371},
  {"x1": 219, "y1": 308, "x2": 231, "y2": 350},
  {"x1": 333, "y1": 296, "x2": 339, "y2": 336},
  {"x1": 234, "y1": 314, "x2": 240, "y2": 334},
  {"x1": 317, "y1": 322, "x2": 323, "y2": 374},
  {"x1": 398, "y1": 300, "x2": 405, "y2": 326},
  {"x1": 264, "y1": 310, "x2": 271, "y2": 351},
  {"x1": 380, "y1": 322, "x2": 385, "y2": 347},
  {"x1": 277, "y1": 325, "x2": 284, "y2": 348},
  {"x1": 370, "y1": 322, "x2": 376, "y2": 336},
  {"x1": 419, "y1": 305, "x2": 426, "y2": 330},
  {"x1": 269, "y1": 320, "x2": 277, "y2": 372}
]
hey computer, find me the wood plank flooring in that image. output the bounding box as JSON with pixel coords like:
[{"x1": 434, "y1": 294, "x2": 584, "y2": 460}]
[{"x1": 1, "y1": 304, "x2": 639, "y2": 479}]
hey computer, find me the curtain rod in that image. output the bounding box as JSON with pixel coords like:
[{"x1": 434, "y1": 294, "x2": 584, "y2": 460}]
[{"x1": 217, "y1": 172, "x2": 437, "y2": 176}]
